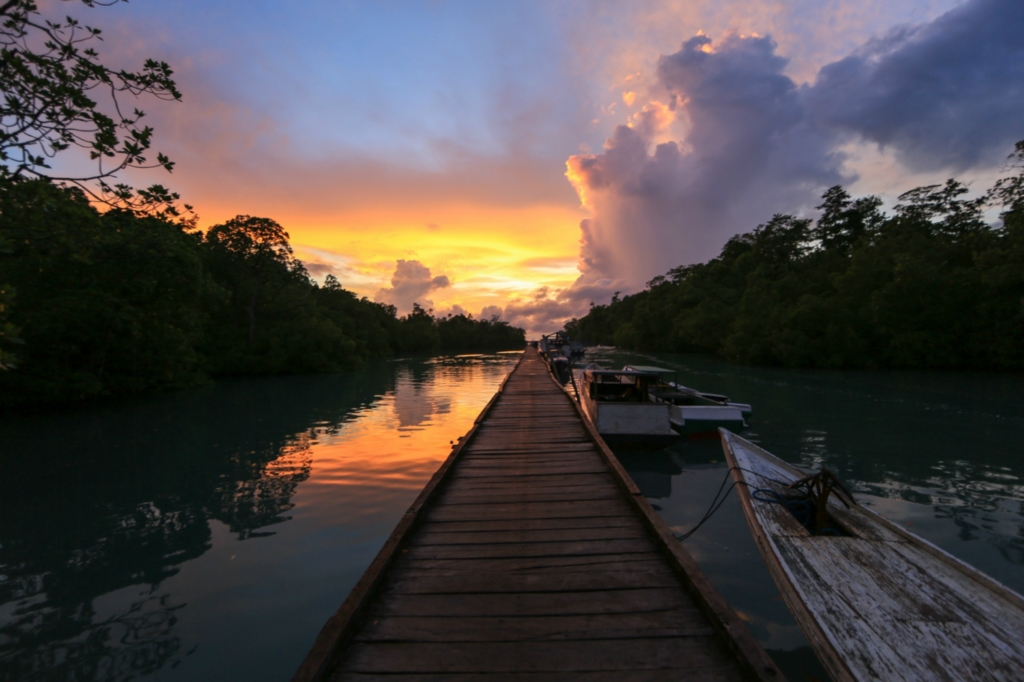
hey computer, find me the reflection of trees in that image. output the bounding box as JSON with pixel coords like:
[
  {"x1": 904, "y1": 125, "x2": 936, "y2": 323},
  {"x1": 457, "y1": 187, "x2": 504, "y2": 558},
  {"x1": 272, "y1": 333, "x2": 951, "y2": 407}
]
[
  {"x1": 852, "y1": 457, "x2": 1024, "y2": 566},
  {"x1": 0, "y1": 366, "x2": 390, "y2": 681},
  {"x1": 3, "y1": 591, "x2": 185, "y2": 682},
  {"x1": 209, "y1": 441, "x2": 313, "y2": 539}
]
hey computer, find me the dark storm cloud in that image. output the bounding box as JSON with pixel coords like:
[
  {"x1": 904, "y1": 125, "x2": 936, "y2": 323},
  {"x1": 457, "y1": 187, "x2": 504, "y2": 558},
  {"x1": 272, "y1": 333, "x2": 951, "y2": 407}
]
[
  {"x1": 807, "y1": 0, "x2": 1024, "y2": 170},
  {"x1": 564, "y1": 0, "x2": 1024, "y2": 305}
]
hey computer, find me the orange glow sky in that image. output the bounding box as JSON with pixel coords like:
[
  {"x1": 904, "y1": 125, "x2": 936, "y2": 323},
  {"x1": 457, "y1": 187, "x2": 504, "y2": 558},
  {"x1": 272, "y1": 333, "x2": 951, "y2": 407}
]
[{"x1": 58, "y1": 0, "x2": 1020, "y2": 334}]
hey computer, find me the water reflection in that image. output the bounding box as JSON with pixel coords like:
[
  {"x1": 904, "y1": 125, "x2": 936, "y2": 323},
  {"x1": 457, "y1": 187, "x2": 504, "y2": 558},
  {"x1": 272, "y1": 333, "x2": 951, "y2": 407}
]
[
  {"x1": 615, "y1": 450, "x2": 683, "y2": 499},
  {"x1": 0, "y1": 369, "x2": 384, "y2": 680},
  {"x1": 0, "y1": 355, "x2": 517, "y2": 682},
  {"x1": 393, "y1": 366, "x2": 451, "y2": 431}
]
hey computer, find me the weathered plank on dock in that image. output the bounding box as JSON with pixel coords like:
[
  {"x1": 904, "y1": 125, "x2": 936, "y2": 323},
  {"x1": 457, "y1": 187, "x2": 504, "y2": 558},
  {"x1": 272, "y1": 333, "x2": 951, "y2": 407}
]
[{"x1": 292, "y1": 347, "x2": 782, "y2": 682}]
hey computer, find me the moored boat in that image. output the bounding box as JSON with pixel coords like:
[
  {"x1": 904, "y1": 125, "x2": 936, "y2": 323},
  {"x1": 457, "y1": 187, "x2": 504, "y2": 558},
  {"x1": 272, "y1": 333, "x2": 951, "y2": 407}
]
[
  {"x1": 720, "y1": 429, "x2": 1024, "y2": 682},
  {"x1": 624, "y1": 365, "x2": 750, "y2": 436},
  {"x1": 538, "y1": 331, "x2": 584, "y2": 385},
  {"x1": 579, "y1": 367, "x2": 680, "y2": 447}
]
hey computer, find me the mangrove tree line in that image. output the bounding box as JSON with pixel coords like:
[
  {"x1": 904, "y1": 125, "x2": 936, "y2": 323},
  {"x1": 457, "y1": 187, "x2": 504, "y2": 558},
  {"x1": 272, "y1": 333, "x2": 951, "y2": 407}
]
[{"x1": 566, "y1": 144, "x2": 1024, "y2": 370}]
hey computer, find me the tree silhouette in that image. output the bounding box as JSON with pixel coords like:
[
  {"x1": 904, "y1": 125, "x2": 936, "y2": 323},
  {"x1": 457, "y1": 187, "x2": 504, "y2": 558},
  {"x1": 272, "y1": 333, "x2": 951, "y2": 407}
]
[
  {"x1": 204, "y1": 216, "x2": 299, "y2": 347},
  {"x1": 0, "y1": 0, "x2": 186, "y2": 218}
]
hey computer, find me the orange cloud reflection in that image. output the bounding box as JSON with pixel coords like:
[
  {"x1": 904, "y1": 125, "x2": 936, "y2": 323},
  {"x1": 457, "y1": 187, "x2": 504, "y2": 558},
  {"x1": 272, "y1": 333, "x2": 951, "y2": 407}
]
[{"x1": 299, "y1": 357, "x2": 519, "y2": 508}]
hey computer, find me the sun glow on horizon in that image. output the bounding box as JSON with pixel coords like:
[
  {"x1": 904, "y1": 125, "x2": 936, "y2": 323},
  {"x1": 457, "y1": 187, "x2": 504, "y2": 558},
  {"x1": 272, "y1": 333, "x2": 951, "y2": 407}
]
[{"x1": 210, "y1": 201, "x2": 588, "y2": 318}]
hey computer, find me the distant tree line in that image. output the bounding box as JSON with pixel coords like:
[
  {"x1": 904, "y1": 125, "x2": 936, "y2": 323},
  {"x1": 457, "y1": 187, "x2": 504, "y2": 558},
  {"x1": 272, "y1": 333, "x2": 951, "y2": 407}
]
[
  {"x1": 0, "y1": 180, "x2": 524, "y2": 407},
  {"x1": 566, "y1": 142, "x2": 1024, "y2": 370}
]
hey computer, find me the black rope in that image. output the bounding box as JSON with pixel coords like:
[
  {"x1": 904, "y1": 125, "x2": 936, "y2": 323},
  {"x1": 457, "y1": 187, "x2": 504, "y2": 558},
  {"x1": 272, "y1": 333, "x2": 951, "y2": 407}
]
[
  {"x1": 751, "y1": 486, "x2": 844, "y2": 536},
  {"x1": 673, "y1": 465, "x2": 798, "y2": 542},
  {"x1": 674, "y1": 466, "x2": 745, "y2": 541}
]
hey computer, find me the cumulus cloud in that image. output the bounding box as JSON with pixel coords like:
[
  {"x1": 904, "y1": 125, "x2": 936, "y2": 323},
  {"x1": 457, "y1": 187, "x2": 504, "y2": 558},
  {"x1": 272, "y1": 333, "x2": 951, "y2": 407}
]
[
  {"x1": 375, "y1": 259, "x2": 451, "y2": 314},
  {"x1": 301, "y1": 260, "x2": 335, "y2": 278},
  {"x1": 566, "y1": 31, "x2": 844, "y2": 289},
  {"x1": 435, "y1": 304, "x2": 468, "y2": 318},
  {"x1": 500, "y1": 286, "x2": 605, "y2": 336},
  {"x1": 565, "y1": 0, "x2": 1024, "y2": 298},
  {"x1": 480, "y1": 305, "x2": 504, "y2": 321}
]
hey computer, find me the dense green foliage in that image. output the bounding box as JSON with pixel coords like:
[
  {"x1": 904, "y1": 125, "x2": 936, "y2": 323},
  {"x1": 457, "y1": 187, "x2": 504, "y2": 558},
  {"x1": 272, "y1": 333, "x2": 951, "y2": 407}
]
[
  {"x1": 567, "y1": 145, "x2": 1024, "y2": 370},
  {"x1": 0, "y1": 180, "x2": 524, "y2": 406}
]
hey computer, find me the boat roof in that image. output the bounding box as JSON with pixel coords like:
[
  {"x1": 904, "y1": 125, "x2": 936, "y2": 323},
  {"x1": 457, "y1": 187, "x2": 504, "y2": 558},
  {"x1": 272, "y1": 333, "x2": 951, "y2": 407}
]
[{"x1": 624, "y1": 364, "x2": 675, "y2": 374}]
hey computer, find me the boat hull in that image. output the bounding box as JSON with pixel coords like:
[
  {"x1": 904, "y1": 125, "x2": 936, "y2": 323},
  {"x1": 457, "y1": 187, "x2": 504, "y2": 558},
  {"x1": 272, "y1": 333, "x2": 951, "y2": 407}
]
[
  {"x1": 720, "y1": 429, "x2": 1024, "y2": 682},
  {"x1": 670, "y1": 405, "x2": 745, "y2": 436},
  {"x1": 581, "y1": 397, "x2": 679, "y2": 448}
]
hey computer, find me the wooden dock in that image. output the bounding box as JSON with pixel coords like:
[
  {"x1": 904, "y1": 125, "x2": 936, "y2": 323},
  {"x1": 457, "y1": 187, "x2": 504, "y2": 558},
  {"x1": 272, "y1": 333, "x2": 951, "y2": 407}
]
[{"x1": 293, "y1": 348, "x2": 782, "y2": 681}]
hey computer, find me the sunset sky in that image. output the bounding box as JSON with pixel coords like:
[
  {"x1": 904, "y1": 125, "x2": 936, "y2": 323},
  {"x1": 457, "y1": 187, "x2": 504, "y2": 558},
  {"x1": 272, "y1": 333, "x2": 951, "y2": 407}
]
[{"x1": 63, "y1": 0, "x2": 1024, "y2": 334}]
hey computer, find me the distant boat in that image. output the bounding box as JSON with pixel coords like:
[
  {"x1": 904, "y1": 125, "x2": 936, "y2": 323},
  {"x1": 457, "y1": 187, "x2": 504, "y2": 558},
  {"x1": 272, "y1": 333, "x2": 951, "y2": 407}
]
[
  {"x1": 579, "y1": 366, "x2": 679, "y2": 447},
  {"x1": 539, "y1": 331, "x2": 584, "y2": 385},
  {"x1": 720, "y1": 429, "x2": 1024, "y2": 682},
  {"x1": 624, "y1": 365, "x2": 749, "y2": 436}
]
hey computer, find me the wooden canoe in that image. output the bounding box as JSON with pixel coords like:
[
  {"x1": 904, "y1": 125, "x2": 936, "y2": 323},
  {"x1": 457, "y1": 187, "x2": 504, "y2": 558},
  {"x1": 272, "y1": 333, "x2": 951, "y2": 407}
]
[{"x1": 720, "y1": 429, "x2": 1024, "y2": 682}]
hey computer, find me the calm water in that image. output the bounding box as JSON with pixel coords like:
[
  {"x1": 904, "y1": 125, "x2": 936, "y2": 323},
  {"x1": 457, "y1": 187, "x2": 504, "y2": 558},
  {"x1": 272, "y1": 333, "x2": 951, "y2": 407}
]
[
  {"x1": 586, "y1": 347, "x2": 1024, "y2": 681},
  {"x1": 1, "y1": 350, "x2": 1022, "y2": 682},
  {"x1": 0, "y1": 354, "x2": 519, "y2": 682}
]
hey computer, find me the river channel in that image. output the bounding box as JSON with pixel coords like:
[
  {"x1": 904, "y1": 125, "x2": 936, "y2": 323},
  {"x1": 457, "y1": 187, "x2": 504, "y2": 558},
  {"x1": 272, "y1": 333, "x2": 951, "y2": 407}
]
[{"x1": 1, "y1": 350, "x2": 1022, "y2": 681}]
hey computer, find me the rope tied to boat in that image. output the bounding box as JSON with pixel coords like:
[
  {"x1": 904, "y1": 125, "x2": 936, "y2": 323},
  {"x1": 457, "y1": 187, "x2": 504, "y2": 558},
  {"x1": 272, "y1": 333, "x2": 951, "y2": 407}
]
[
  {"x1": 674, "y1": 465, "x2": 853, "y2": 541},
  {"x1": 674, "y1": 465, "x2": 761, "y2": 541},
  {"x1": 752, "y1": 469, "x2": 854, "y2": 536}
]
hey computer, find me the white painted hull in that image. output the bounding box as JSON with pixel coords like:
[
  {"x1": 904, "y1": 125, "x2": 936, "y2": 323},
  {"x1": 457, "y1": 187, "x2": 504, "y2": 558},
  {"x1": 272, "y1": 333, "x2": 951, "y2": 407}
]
[
  {"x1": 670, "y1": 405, "x2": 745, "y2": 435},
  {"x1": 581, "y1": 395, "x2": 678, "y2": 446}
]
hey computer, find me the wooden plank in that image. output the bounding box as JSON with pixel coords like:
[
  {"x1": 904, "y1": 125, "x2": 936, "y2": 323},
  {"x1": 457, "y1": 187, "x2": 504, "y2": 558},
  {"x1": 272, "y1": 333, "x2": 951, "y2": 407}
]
[
  {"x1": 464, "y1": 443, "x2": 597, "y2": 455},
  {"x1": 461, "y1": 448, "x2": 592, "y2": 457},
  {"x1": 469, "y1": 436, "x2": 593, "y2": 447},
  {"x1": 458, "y1": 452, "x2": 598, "y2": 464},
  {"x1": 338, "y1": 638, "x2": 736, "y2": 674},
  {"x1": 353, "y1": 611, "x2": 712, "y2": 643},
  {"x1": 441, "y1": 483, "x2": 618, "y2": 497},
  {"x1": 450, "y1": 464, "x2": 610, "y2": 477},
  {"x1": 440, "y1": 472, "x2": 616, "y2": 491},
  {"x1": 412, "y1": 525, "x2": 644, "y2": 545},
  {"x1": 381, "y1": 564, "x2": 678, "y2": 594},
  {"x1": 436, "y1": 489, "x2": 622, "y2": 506},
  {"x1": 369, "y1": 587, "x2": 695, "y2": 618},
  {"x1": 333, "y1": 670, "x2": 739, "y2": 682},
  {"x1": 425, "y1": 499, "x2": 634, "y2": 522},
  {"x1": 400, "y1": 553, "x2": 670, "y2": 574},
  {"x1": 402, "y1": 537, "x2": 654, "y2": 560},
  {"x1": 422, "y1": 515, "x2": 638, "y2": 534}
]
